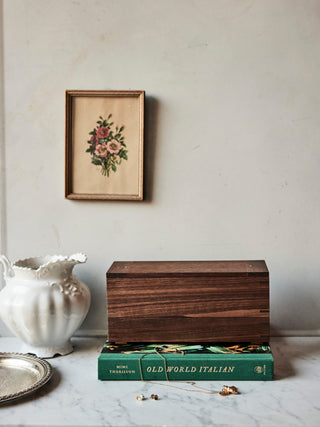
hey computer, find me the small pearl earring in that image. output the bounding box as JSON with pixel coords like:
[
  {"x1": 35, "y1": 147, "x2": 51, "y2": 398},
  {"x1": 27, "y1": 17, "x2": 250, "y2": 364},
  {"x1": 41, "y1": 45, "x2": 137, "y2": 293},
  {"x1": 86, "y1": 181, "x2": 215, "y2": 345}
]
[{"x1": 136, "y1": 394, "x2": 146, "y2": 401}]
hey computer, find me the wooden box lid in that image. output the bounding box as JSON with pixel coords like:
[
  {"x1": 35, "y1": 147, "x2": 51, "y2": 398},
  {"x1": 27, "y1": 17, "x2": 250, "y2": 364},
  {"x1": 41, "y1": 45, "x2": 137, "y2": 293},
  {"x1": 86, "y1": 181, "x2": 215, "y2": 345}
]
[
  {"x1": 107, "y1": 260, "x2": 268, "y2": 278},
  {"x1": 107, "y1": 260, "x2": 269, "y2": 343}
]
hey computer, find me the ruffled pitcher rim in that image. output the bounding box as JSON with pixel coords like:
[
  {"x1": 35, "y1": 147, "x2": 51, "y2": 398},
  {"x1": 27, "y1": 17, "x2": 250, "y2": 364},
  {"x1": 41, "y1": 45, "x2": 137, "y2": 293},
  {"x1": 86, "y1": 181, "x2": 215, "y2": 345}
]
[{"x1": 13, "y1": 253, "x2": 87, "y2": 273}]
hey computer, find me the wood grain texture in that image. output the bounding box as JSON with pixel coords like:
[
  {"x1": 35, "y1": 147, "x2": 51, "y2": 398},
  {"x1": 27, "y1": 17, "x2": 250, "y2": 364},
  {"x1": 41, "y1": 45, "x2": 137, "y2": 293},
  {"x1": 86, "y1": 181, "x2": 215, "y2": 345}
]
[{"x1": 107, "y1": 261, "x2": 269, "y2": 343}]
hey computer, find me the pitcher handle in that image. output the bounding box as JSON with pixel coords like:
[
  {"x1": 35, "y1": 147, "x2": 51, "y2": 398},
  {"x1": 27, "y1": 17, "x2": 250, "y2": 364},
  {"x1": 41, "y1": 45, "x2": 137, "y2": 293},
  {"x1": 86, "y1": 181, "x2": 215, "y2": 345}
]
[{"x1": 0, "y1": 255, "x2": 14, "y2": 280}]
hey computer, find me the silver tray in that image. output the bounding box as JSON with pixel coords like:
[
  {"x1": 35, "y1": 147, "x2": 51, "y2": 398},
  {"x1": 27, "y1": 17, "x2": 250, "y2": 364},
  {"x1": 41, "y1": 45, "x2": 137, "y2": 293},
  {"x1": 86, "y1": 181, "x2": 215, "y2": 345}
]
[{"x1": 0, "y1": 352, "x2": 53, "y2": 403}]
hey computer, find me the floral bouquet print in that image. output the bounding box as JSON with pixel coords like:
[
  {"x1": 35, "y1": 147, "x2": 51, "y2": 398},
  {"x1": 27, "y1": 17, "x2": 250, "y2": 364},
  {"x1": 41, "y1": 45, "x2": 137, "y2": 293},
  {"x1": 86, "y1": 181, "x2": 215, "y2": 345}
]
[{"x1": 86, "y1": 114, "x2": 128, "y2": 176}]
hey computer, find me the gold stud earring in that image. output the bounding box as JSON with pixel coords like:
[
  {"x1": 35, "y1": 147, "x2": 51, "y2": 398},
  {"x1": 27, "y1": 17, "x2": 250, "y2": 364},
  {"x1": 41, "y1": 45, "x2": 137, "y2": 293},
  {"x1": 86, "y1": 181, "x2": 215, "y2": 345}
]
[{"x1": 136, "y1": 394, "x2": 146, "y2": 401}]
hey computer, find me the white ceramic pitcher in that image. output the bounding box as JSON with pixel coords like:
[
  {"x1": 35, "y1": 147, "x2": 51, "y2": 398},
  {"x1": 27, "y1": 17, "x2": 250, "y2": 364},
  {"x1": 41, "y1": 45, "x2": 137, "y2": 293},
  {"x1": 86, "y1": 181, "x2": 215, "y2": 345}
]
[{"x1": 0, "y1": 253, "x2": 91, "y2": 357}]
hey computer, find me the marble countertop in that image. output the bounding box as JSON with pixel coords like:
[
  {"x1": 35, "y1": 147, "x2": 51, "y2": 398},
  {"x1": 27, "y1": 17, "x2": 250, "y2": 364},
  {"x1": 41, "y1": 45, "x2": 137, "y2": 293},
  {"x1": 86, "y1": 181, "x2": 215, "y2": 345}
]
[{"x1": 0, "y1": 336, "x2": 319, "y2": 427}]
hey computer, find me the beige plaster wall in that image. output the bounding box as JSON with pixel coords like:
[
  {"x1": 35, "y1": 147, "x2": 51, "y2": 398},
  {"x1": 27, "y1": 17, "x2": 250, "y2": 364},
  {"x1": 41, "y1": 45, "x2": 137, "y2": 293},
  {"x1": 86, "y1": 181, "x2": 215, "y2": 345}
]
[{"x1": 1, "y1": 0, "x2": 320, "y2": 336}]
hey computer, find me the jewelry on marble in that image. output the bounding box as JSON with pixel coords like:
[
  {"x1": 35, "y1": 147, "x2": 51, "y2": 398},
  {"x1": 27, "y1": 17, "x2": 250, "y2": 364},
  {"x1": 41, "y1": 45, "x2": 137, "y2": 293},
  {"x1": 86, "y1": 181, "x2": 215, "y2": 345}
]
[
  {"x1": 145, "y1": 381, "x2": 240, "y2": 396},
  {"x1": 219, "y1": 385, "x2": 240, "y2": 396},
  {"x1": 136, "y1": 343, "x2": 240, "y2": 397},
  {"x1": 151, "y1": 394, "x2": 159, "y2": 400},
  {"x1": 136, "y1": 394, "x2": 146, "y2": 401}
]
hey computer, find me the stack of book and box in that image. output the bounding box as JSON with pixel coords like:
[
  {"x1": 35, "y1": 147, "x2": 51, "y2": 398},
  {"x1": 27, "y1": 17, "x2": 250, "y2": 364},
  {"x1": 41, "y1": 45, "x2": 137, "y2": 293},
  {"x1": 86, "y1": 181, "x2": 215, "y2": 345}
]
[{"x1": 98, "y1": 261, "x2": 273, "y2": 381}]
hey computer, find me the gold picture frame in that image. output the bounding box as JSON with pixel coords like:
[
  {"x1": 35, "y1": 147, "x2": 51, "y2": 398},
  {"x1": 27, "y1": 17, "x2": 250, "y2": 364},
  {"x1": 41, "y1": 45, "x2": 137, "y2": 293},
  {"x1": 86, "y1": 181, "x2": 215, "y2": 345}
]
[{"x1": 65, "y1": 90, "x2": 144, "y2": 200}]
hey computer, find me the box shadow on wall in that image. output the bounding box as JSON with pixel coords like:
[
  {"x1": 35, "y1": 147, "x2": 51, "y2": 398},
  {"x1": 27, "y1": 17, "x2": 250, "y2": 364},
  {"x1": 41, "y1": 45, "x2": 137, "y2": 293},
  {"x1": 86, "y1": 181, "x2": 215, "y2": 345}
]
[
  {"x1": 270, "y1": 334, "x2": 320, "y2": 381},
  {"x1": 271, "y1": 285, "x2": 320, "y2": 334},
  {"x1": 270, "y1": 283, "x2": 320, "y2": 380}
]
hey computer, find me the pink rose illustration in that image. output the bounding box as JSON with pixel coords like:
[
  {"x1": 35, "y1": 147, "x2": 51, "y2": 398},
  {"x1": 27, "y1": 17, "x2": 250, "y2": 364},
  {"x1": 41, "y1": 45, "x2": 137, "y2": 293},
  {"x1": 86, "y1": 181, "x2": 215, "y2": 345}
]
[
  {"x1": 95, "y1": 144, "x2": 108, "y2": 157},
  {"x1": 107, "y1": 140, "x2": 122, "y2": 154},
  {"x1": 86, "y1": 115, "x2": 128, "y2": 177},
  {"x1": 96, "y1": 126, "x2": 109, "y2": 139}
]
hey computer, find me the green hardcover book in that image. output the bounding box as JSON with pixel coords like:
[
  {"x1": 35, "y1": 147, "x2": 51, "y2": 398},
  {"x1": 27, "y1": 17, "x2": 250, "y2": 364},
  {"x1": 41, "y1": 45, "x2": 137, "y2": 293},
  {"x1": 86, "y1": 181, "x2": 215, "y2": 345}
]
[{"x1": 98, "y1": 342, "x2": 273, "y2": 381}]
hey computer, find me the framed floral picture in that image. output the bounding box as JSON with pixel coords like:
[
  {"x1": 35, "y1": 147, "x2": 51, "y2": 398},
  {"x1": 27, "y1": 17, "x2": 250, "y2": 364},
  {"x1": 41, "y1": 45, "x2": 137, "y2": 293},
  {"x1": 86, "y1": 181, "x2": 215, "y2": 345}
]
[{"x1": 65, "y1": 90, "x2": 144, "y2": 200}]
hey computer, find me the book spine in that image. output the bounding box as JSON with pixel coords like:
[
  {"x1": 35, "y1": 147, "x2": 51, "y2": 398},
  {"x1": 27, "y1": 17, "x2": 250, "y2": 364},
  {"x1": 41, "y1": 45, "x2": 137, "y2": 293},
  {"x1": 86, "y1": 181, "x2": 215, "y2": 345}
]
[{"x1": 98, "y1": 355, "x2": 273, "y2": 381}]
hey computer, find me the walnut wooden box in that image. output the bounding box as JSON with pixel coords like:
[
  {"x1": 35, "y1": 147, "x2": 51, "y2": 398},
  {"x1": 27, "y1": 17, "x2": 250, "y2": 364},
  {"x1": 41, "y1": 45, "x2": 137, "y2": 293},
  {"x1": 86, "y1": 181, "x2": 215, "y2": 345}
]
[{"x1": 107, "y1": 260, "x2": 269, "y2": 343}]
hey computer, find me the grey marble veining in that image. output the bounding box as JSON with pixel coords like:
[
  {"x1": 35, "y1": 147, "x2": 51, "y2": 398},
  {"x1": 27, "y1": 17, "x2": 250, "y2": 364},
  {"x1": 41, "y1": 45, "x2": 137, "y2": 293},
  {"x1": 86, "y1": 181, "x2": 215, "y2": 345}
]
[{"x1": 0, "y1": 337, "x2": 320, "y2": 427}]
